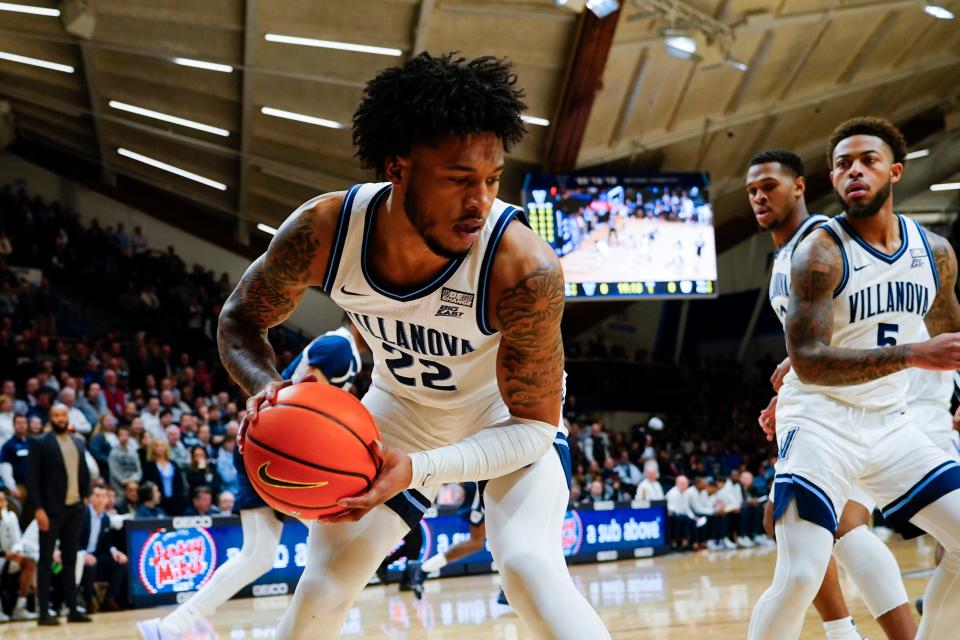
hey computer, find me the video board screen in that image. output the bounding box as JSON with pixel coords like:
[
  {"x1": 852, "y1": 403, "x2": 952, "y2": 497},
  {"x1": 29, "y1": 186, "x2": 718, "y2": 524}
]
[{"x1": 523, "y1": 173, "x2": 718, "y2": 300}]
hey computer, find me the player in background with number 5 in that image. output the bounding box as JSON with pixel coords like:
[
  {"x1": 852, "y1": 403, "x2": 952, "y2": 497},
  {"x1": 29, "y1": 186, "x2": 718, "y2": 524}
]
[
  {"x1": 215, "y1": 53, "x2": 608, "y2": 639},
  {"x1": 137, "y1": 324, "x2": 365, "y2": 640},
  {"x1": 749, "y1": 118, "x2": 960, "y2": 640}
]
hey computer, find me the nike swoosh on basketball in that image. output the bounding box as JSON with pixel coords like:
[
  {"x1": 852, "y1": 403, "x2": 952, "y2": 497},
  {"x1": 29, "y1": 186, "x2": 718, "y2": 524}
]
[
  {"x1": 340, "y1": 285, "x2": 367, "y2": 296},
  {"x1": 853, "y1": 264, "x2": 870, "y2": 271},
  {"x1": 258, "y1": 462, "x2": 329, "y2": 489}
]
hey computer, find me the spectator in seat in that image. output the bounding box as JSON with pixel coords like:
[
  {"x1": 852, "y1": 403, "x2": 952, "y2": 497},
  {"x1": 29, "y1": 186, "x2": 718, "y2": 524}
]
[
  {"x1": 89, "y1": 413, "x2": 119, "y2": 481},
  {"x1": 165, "y1": 425, "x2": 189, "y2": 468},
  {"x1": 57, "y1": 387, "x2": 91, "y2": 436},
  {"x1": 216, "y1": 435, "x2": 239, "y2": 497},
  {"x1": 666, "y1": 475, "x2": 696, "y2": 552},
  {"x1": 134, "y1": 482, "x2": 165, "y2": 519},
  {"x1": 183, "y1": 486, "x2": 219, "y2": 517},
  {"x1": 74, "y1": 382, "x2": 105, "y2": 428},
  {"x1": 184, "y1": 447, "x2": 219, "y2": 499},
  {"x1": 636, "y1": 467, "x2": 665, "y2": 502},
  {"x1": 139, "y1": 398, "x2": 162, "y2": 441},
  {"x1": 0, "y1": 490, "x2": 37, "y2": 621},
  {"x1": 1, "y1": 414, "x2": 31, "y2": 525},
  {"x1": 101, "y1": 370, "x2": 124, "y2": 418},
  {"x1": 614, "y1": 451, "x2": 642, "y2": 496},
  {"x1": 107, "y1": 424, "x2": 141, "y2": 494},
  {"x1": 217, "y1": 490, "x2": 235, "y2": 515},
  {"x1": 142, "y1": 440, "x2": 185, "y2": 516},
  {"x1": 79, "y1": 486, "x2": 127, "y2": 612},
  {"x1": 115, "y1": 480, "x2": 139, "y2": 517}
]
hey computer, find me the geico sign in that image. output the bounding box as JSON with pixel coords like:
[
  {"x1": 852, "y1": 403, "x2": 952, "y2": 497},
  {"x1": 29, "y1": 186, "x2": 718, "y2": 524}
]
[{"x1": 252, "y1": 583, "x2": 289, "y2": 597}]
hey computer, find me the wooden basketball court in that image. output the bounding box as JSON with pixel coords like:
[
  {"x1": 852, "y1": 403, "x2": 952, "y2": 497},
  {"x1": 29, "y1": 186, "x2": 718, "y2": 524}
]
[{"x1": 2, "y1": 535, "x2": 935, "y2": 639}]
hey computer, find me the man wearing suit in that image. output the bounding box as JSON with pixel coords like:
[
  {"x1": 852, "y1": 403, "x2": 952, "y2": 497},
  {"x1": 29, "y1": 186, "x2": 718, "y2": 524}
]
[
  {"x1": 27, "y1": 404, "x2": 92, "y2": 625},
  {"x1": 79, "y1": 485, "x2": 127, "y2": 612}
]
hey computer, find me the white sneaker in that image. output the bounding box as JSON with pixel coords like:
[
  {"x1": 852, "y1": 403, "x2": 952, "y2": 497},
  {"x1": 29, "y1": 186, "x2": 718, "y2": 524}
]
[
  {"x1": 137, "y1": 618, "x2": 182, "y2": 640},
  {"x1": 11, "y1": 606, "x2": 37, "y2": 621},
  {"x1": 755, "y1": 535, "x2": 776, "y2": 547},
  {"x1": 706, "y1": 540, "x2": 720, "y2": 550},
  {"x1": 722, "y1": 538, "x2": 737, "y2": 550},
  {"x1": 737, "y1": 536, "x2": 755, "y2": 548},
  {"x1": 0, "y1": 610, "x2": 9, "y2": 622}
]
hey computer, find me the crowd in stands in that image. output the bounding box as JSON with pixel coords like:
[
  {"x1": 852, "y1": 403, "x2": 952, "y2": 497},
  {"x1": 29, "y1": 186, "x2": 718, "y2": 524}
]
[{"x1": 0, "y1": 182, "x2": 322, "y2": 616}]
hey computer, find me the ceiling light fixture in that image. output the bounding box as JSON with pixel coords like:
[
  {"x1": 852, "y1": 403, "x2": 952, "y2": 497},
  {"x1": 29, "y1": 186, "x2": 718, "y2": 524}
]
[
  {"x1": 261, "y1": 106, "x2": 343, "y2": 129},
  {"x1": 0, "y1": 50, "x2": 73, "y2": 73},
  {"x1": 117, "y1": 148, "x2": 227, "y2": 191},
  {"x1": 905, "y1": 149, "x2": 930, "y2": 160},
  {"x1": 664, "y1": 32, "x2": 697, "y2": 60},
  {"x1": 172, "y1": 57, "x2": 234, "y2": 73},
  {"x1": 0, "y1": 2, "x2": 59, "y2": 16},
  {"x1": 521, "y1": 115, "x2": 550, "y2": 127},
  {"x1": 924, "y1": 4, "x2": 955, "y2": 19},
  {"x1": 585, "y1": 0, "x2": 619, "y2": 19},
  {"x1": 930, "y1": 182, "x2": 960, "y2": 191},
  {"x1": 264, "y1": 34, "x2": 402, "y2": 57},
  {"x1": 256, "y1": 223, "x2": 278, "y2": 235},
  {"x1": 109, "y1": 100, "x2": 230, "y2": 137},
  {"x1": 725, "y1": 57, "x2": 748, "y2": 71}
]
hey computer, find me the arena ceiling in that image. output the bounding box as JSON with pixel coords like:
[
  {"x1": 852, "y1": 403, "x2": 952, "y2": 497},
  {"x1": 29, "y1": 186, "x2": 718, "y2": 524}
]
[{"x1": 0, "y1": 0, "x2": 957, "y2": 252}]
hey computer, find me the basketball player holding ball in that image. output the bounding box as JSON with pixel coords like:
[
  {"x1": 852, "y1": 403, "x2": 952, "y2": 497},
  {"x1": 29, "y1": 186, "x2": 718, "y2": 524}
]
[
  {"x1": 136, "y1": 324, "x2": 365, "y2": 639},
  {"x1": 217, "y1": 52, "x2": 609, "y2": 639}
]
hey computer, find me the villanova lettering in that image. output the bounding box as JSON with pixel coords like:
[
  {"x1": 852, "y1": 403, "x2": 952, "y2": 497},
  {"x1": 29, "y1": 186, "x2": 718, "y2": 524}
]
[
  {"x1": 770, "y1": 273, "x2": 789, "y2": 301},
  {"x1": 347, "y1": 311, "x2": 475, "y2": 357},
  {"x1": 848, "y1": 281, "x2": 930, "y2": 324}
]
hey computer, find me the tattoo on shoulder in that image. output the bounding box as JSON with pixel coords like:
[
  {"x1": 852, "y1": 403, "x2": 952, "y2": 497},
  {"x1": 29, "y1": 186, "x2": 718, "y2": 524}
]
[
  {"x1": 496, "y1": 265, "x2": 565, "y2": 410},
  {"x1": 923, "y1": 231, "x2": 960, "y2": 337}
]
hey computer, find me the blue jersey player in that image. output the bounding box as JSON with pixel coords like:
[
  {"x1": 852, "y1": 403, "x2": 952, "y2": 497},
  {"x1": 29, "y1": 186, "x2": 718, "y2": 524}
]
[{"x1": 137, "y1": 324, "x2": 364, "y2": 640}]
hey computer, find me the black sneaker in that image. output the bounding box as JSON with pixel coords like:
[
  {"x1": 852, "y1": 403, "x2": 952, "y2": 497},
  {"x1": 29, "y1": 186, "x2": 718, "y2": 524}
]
[
  {"x1": 37, "y1": 615, "x2": 59, "y2": 626},
  {"x1": 67, "y1": 610, "x2": 92, "y2": 623},
  {"x1": 916, "y1": 598, "x2": 923, "y2": 615},
  {"x1": 409, "y1": 563, "x2": 426, "y2": 600}
]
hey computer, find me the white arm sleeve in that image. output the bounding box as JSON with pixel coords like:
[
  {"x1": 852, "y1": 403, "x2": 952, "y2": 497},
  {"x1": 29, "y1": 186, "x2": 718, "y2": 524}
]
[{"x1": 408, "y1": 418, "x2": 556, "y2": 489}]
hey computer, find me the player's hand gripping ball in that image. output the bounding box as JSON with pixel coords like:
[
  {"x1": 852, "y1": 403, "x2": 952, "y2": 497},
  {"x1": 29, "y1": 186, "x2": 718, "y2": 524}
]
[{"x1": 244, "y1": 383, "x2": 381, "y2": 519}]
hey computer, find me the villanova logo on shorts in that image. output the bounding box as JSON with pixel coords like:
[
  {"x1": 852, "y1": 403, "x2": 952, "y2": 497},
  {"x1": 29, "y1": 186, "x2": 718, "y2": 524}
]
[
  {"x1": 779, "y1": 427, "x2": 799, "y2": 461},
  {"x1": 138, "y1": 527, "x2": 218, "y2": 594}
]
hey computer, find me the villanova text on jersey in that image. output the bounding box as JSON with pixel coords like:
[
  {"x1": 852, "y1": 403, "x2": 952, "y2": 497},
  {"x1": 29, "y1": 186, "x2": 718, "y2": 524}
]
[
  {"x1": 848, "y1": 281, "x2": 931, "y2": 324},
  {"x1": 346, "y1": 310, "x2": 476, "y2": 357}
]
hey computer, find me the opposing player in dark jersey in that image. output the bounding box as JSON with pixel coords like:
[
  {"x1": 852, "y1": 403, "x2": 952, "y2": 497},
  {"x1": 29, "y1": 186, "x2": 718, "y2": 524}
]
[
  {"x1": 748, "y1": 149, "x2": 915, "y2": 640},
  {"x1": 216, "y1": 53, "x2": 608, "y2": 639},
  {"x1": 137, "y1": 325, "x2": 365, "y2": 640}
]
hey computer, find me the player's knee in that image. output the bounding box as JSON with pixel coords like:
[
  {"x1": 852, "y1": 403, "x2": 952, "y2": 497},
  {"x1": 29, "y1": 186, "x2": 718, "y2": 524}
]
[
  {"x1": 497, "y1": 549, "x2": 546, "y2": 588},
  {"x1": 836, "y1": 504, "x2": 869, "y2": 539},
  {"x1": 246, "y1": 548, "x2": 276, "y2": 576}
]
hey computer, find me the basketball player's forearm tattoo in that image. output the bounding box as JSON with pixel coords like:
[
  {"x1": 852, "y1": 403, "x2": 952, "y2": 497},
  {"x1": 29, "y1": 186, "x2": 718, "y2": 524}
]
[
  {"x1": 923, "y1": 233, "x2": 960, "y2": 337},
  {"x1": 786, "y1": 233, "x2": 911, "y2": 385},
  {"x1": 218, "y1": 213, "x2": 319, "y2": 395},
  {"x1": 496, "y1": 265, "x2": 566, "y2": 411}
]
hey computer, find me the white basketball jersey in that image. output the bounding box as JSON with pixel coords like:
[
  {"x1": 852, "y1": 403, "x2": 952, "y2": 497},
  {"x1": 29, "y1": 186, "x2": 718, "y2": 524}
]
[
  {"x1": 781, "y1": 214, "x2": 940, "y2": 410},
  {"x1": 906, "y1": 325, "x2": 954, "y2": 410},
  {"x1": 324, "y1": 183, "x2": 524, "y2": 409},
  {"x1": 768, "y1": 214, "x2": 829, "y2": 324}
]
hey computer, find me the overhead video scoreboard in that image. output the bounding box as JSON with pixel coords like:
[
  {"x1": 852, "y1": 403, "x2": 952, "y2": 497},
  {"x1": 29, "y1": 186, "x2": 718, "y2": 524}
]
[{"x1": 523, "y1": 172, "x2": 719, "y2": 300}]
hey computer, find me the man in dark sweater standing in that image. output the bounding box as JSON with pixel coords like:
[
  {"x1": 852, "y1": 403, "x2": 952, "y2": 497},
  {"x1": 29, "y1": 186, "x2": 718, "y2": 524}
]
[{"x1": 27, "y1": 403, "x2": 92, "y2": 625}]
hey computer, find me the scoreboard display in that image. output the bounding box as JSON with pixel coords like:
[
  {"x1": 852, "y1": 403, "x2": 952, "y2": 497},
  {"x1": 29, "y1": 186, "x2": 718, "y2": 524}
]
[{"x1": 523, "y1": 173, "x2": 718, "y2": 300}]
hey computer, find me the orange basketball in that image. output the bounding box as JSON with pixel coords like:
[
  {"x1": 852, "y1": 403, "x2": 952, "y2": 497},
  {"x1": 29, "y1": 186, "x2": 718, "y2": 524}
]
[{"x1": 243, "y1": 383, "x2": 381, "y2": 519}]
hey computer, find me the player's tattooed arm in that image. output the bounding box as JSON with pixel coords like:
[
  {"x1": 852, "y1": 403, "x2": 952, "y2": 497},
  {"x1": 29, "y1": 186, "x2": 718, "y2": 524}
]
[
  {"x1": 923, "y1": 231, "x2": 960, "y2": 337},
  {"x1": 491, "y1": 222, "x2": 566, "y2": 425},
  {"x1": 218, "y1": 198, "x2": 337, "y2": 395},
  {"x1": 786, "y1": 230, "x2": 912, "y2": 385}
]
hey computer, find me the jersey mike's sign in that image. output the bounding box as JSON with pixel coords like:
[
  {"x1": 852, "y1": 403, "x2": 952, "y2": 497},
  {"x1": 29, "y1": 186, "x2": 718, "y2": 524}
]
[{"x1": 137, "y1": 527, "x2": 218, "y2": 595}]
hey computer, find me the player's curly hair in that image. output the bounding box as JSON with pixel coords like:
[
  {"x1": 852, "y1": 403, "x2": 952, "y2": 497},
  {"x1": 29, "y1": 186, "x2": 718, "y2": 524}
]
[
  {"x1": 352, "y1": 52, "x2": 528, "y2": 179},
  {"x1": 748, "y1": 149, "x2": 804, "y2": 178},
  {"x1": 826, "y1": 116, "x2": 908, "y2": 165}
]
